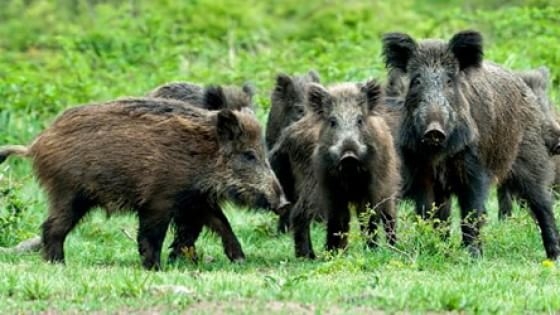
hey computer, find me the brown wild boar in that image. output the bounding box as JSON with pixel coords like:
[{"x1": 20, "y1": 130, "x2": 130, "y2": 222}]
[
  {"x1": 296, "y1": 80, "x2": 399, "y2": 258},
  {"x1": 0, "y1": 98, "x2": 289, "y2": 270},
  {"x1": 383, "y1": 30, "x2": 560, "y2": 259}
]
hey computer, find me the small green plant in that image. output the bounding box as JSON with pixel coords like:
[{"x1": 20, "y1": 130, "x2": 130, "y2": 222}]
[{"x1": 0, "y1": 185, "x2": 28, "y2": 246}]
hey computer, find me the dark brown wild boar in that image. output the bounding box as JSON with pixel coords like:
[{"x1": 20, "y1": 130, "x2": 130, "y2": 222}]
[
  {"x1": 266, "y1": 70, "x2": 321, "y2": 233},
  {"x1": 0, "y1": 98, "x2": 289, "y2": 270},
  {"x1": 148, "y1": 82, "x2": 255, "y2": 111},
  {"x1": 383, "y1": 30, "x2": 560, "y2": 259},
  {"x1": 292, "y1": 80, "x2": 400, "y2": 258}
]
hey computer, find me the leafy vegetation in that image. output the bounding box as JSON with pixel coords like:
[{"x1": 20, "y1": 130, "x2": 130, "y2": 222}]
[{"x1": 1, "y1": 0, "x2": 560, "y2": 313}]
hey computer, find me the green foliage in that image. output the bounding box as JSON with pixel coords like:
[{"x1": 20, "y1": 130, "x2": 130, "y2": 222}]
[{"x1": 1, "y1": 0, "x2": 560, "y2": 313}]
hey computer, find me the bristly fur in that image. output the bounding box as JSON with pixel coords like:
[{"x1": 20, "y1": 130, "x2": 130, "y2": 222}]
[{"x1": 284, "y1": 81, "x2": 400, "y2": 258}]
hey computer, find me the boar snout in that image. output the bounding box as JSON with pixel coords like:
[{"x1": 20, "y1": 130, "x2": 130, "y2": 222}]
[
  {"x1": 331, "y1": 138, "x2": 366, "y2": 163},
  {"x1": 271, "y1": 174, "x2": 291, "y2": 214},
  {"x1": 258, "y1": 172, "x2": 291, "y2": 215},
  {"x1": 422, "y1": 121, "x2": 446, "y2": 145}
]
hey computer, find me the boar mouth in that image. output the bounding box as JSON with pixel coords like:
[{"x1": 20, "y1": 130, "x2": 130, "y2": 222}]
[{"x1": 337, "y1": 150, "x2": 365, "y2": 174}]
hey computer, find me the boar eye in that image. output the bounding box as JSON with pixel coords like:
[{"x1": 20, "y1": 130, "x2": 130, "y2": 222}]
[
  {"x1": 328, "y1": 117, "x2": 337, "y2": 128},
  {"x1": 445, "y1": 78, "x2": 453, "y2": 87},
  {"x1": 242, "y1": 150, "x2": 258, "y2": 162},
  {"x1": 411, "y1": 76, "x2": 422, "y2": 88},
  {"x1": 357, "y1": 116, "x2": 364, "y2": 127}
]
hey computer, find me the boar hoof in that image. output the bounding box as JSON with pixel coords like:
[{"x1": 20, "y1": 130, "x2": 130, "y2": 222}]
[
  {"x1": 296, "y1": 251, "x2": 316, "y2": 260},
  {"x1": 466, "y1": 244, "x2": 483, "y2": 259},
  {"x1": 226, "y1": 248, "x2": 246, "y2": 263}
]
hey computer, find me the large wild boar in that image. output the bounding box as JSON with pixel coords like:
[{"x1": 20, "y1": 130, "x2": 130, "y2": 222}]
[
  {"x1": 266, "y1": 70, "x2": 321, "y2": 233},
  {"x1": 291, "y1": 80, "x2": 400, "y2": 258},
  {"x1": 382, "y1": 30, "x2": 560, "y2": 259},
  {"x1": 0, "y1": 98, "x2": 289, "y2": 270},
  {"x1": 498, "y1": 66, "x2": 560, "y2": 219},
  {"x1": 147, "y1": 82, "x2": 255, "y2": 111}
]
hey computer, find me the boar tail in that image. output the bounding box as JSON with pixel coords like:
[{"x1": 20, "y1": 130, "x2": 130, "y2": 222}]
[{"x1": 0, "y1": 145, "x2": 29, "y2": 164}]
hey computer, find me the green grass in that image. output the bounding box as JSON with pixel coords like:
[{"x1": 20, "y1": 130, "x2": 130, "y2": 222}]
[{"x1": 1, "y1": 0, "x2": 560, "y2": 313}]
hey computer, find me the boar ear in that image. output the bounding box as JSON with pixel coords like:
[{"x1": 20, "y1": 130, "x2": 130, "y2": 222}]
[
  {"x1": 448, "y1": 30, "x2": 483, "y2": 70},
  {"x1": 274, "y1": 73, "x2": 296, "y2": 99},
  {"x1": 537, "y1": 66, "x2": 551, "y2": 89},
  {"x1": 538, "y1": 66, "x2": 550, "y2": 80},
  {"x1": 361, "y1": 80, "x2": 383, "y2": 113},
  {"x1": 217, "y1": 110, "x2": 243, "y2": 143},
  {"x1": 306, "y1": 83, "x2": 331, "y2": 117},
  {"x1": 242, "y1": 82, "x2": 256, "y2": 98},
  {"x1": 520, "y1": 68, "x2": 549, "y2": 92},
  {"x1": 203, "y1": 85, "x2": 227, "y2": 110},
  {"x1": 382, "y1": 32, "x2": 417, "y2": 72},
  {"x1": 307, "y1": 70, "x2": 321, "y2": 83}
]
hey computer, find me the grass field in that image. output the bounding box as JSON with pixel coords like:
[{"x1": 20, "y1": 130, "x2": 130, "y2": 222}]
[{"x1": 2, "y1": 0, "x2": 560, "y2": 313}]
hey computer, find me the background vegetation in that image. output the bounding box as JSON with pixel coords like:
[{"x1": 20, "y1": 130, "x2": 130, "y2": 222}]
[{"x1": 1, "y1": 0, "x2": 560, "y2": 313}]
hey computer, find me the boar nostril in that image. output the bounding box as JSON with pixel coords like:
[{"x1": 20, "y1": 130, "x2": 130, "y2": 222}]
[{"x1": 423, "y1": 121, "x2": 447, "y2": 144}]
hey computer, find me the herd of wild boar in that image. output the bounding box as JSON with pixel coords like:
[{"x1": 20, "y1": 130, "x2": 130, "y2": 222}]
[{"x1": 2, "y1": 30, "x2": 560, "y2": 270}]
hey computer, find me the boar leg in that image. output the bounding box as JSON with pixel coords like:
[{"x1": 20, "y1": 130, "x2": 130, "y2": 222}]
[
  {"x1": 522, "y1": 188, "x2": 560, "y2": 260},
  {"x1": 291, "y1": 199, "x2": 315, "y2": 259},
  {"x1": 42, "y1": 191, "x2": 93, "y2": 264},
  {"x1": 380, "y1": 199, "x2": 398, "y2": 247},
  {"x1": 168, "y1": 217, "x2": 204, "y2": 264},
  {"x1": 269, "y1": 144, "x2": 296, "y2": 234},
  {"x1": 455, "y1": 153, "x2": 489, "y2": 258},
  {"x1": 207, "y1": 206, "x2": 245, "y2": 262},
  {"x1": 137, "y1": 210, "x2": 171, "y2": 270},
  {"x1": 411, "y1": 173, "x2": 436, "y2": 220},
  {"x1": 497, "y1": 184, "x2": 514, "y2": 220},
  {"x1": 325, "y1": 197, "x2": 350, "y2": 252},
  {"x1": 510, "y1": 144, "x2": 560, "y2": 259},
  {"x1": 433, "y1": 186, "x2": 452, "y2": 240},
  {"x1": 277, "y1": 211, "x2": 292, "y2": 234}
]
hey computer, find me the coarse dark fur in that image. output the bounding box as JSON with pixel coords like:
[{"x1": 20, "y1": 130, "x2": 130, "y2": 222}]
[
  {"x1": 383, "y1": 30, "x2": 560, "y2": 259},
  {"x1": 148, "y1": 82, "x2": 255, "y2": 111},
  {"x1": 266, "y1": 70, "x2": 321, "y2": 149},
  {"x1": 298, "y1": 80, "x2": 400, "y2": 258},
  {"x1": 0, "y1": 98, "x2": 289, "y2": 270},
  {"x1": 498, "y1": 67, "x2": 560, "y2": 219},
  {"x1": 266, "y1": 70, "x2": 321, "y2": 233}
]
